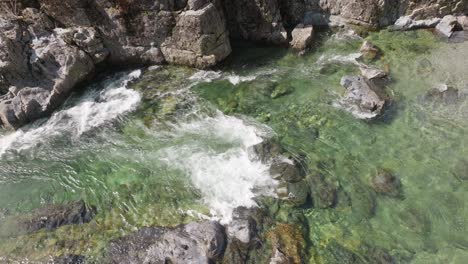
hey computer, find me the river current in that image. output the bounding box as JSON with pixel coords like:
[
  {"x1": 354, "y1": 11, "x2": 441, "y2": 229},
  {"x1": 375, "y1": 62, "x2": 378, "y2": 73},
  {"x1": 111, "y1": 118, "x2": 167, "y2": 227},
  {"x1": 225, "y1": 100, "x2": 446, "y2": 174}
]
[{"x1": 0, "y1": 29, "x2": 467, "y2": 263}]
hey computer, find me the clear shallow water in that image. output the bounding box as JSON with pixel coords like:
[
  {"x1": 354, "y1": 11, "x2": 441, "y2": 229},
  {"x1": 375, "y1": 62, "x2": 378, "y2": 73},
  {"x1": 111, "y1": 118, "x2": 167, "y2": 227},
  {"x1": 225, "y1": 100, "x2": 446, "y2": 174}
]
[{"x1": 0, "y1": 29, "x2": 467, "y2": 263}]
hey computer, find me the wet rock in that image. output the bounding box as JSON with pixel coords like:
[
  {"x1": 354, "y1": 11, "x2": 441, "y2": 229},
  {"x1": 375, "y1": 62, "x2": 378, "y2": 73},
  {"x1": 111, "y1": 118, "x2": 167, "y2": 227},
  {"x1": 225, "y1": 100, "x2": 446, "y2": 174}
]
[
  {"x1": 359, "y1": 65, "x2": 388, "y2": 80},
  {"x1": 338, "y1": 75, "x2": 388, "y2": 120},
  {"x1": 426, "y1": 84, "x2": 460, "y2": 104},
  {"x1": 308, "y1": 174, "x2": 337, "y2": 209},
  {"x1": 436, "y1": 15, "x2": 460, "y2": 38},
  {"x1": 248, "y1": 138, "x2": 283, "y2": 163},
  {"x1": 270, "y1": 156, "x2": 304, "y2": 183},
  {"x1": 359, "y1": 41, "x2": 380, "y2": 61},
  {"x1": 266, "y1": 223, "x2": 305, "y2": 264},
  {"x1": 222, "y1": 0, "x2": 288, "y2": 45},
  {"x1": 161, "y1": 3, "x2": 231, "y2": 68},
  {"x1": 0, "y1": 23, "x2": 96, "y2": 129},
  {"x1": 370, "y1": 169, "x2": 402, "y2": 196},
  {"x1": 276, "y1": 180, "x2": 310, "y2": 206},
  {"x1": 391, "y1": 16, "x2": 441, "y2": 31},
  {"x1": 108, "y1": 221, "x2": 226, "y2": 264},
  {"x1": 16, "y1": 200, "x2": 95, "y2": 233},
  {"x1": 290, "y1": 24, "x2": 314, "y2": 54}
]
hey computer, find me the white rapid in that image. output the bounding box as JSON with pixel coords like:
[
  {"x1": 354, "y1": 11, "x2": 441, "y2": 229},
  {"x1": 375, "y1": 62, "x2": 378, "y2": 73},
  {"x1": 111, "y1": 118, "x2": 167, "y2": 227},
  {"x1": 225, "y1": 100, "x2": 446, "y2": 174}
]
[
  {"x1": 189, "y1": 69, "x2": 276, "y2": 86},
  {"x1": 157, "y1": 112, "x2": 277, "y2": 223},
  {"x1": 0, "y1": 70, "x2": 142, "y2": 156}
]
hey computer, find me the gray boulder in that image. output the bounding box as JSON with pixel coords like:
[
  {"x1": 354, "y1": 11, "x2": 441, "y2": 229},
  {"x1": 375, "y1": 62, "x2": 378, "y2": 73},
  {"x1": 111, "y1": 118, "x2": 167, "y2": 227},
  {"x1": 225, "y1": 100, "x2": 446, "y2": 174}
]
[
  {"x1": 436, "y1": 15, "x2": 460, "y2": 37},
  {"x1": 107, "y1": 221, "x2": 226, "y2": 264},
  {"x1": 370, "y1": 169, "x2": 402, "y2": 197},
  {"x1": 247, "y1": 138, "x2": 282, "y2": 163},
  {"x1": 426, "y1": 83, "x2": 461, "y2": 104},
  {"x1": 269, "y1": 156, "x2": 304, "y2": 183},
  {"x1": 338, "y1": 75, "x2": 388, "y2": 120},
  {"x1": 290, "y1": 24, "x2": 314, "y2": 54},
  {"x1": 392, "y1": 16, "x2": 441, "y2": 31},
  {"x1": 359, "y1": 65, "x2": 388, "y2": 80},
  {"x1": 161, "y1": 3, "x2": 231, "y2": 68}
]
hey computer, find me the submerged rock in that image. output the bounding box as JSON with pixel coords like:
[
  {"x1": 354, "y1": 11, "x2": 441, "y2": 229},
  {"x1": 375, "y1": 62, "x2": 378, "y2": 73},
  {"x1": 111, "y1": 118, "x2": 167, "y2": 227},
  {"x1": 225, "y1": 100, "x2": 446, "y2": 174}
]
[
  {"x1": 391, "y1": 16, "x2": 441, "y2": 31},
  {"x1": 426, "y1": 83, "x2": 461, "y2": 104},
  {"x1": 359, "y1": 65, "x2": 388, "y2": 80},
  {"x1": 338, "y1": 75, "x2": 388, "y2": 120},
  {"x1": 17, "y1": 200, "x2": 95, "y2": 233},
  {"x1": 360, "y1": 41, "x2": 380, "y2": 61},
  {"x1": 370, "y1": 169, "x2": 402, "y2": 197},
  {"x1": 452, "y1": 159, "x2": 468, "y2": 181},
  {"x1": 308, "y1": 173, "x2": 337, "y2": 209},
  {"x1": 290, "y1": 24, "x2": 314, "y2": 54},
  {"x1": 108, "y1": 221, "x2": 226, "y2": 264},
  {"x1": 271, "y1": 83, "x2": 294, "y2": 99}
]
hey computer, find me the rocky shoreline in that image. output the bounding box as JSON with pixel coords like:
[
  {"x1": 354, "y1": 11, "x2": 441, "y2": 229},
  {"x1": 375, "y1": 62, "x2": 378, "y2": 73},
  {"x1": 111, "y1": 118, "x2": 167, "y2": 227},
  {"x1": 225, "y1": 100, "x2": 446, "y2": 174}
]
[{"x1": 1, "y1": 0, "x2": 467, "y2": 129}]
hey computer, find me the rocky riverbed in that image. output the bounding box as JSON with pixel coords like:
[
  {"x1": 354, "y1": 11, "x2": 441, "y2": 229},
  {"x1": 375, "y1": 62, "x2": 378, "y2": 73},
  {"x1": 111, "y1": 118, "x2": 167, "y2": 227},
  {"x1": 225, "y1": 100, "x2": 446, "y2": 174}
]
[{"x1": 1, "y1": 1, "x2": 468, "y2": 264}]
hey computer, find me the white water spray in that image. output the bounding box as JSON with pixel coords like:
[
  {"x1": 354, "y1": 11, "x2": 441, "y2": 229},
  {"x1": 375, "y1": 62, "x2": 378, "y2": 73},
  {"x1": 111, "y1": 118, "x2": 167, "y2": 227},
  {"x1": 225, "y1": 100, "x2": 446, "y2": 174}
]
[{"x1": 0, "y1": 70, "x2": 142, "y2": 156}]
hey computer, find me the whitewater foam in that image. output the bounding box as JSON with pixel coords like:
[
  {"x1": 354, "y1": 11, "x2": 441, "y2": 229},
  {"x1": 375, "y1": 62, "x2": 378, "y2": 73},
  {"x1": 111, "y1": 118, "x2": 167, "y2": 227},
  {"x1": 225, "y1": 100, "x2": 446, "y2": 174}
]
[
  {"x1": 188, "y1": 69, "x2": 276, "y2": 86},
  {"x1": 0, "y1": 70, "x2": 142, "y2": 156},
  {"x1": 158, "y1": 112, "x2": 276, "y2": 223}
]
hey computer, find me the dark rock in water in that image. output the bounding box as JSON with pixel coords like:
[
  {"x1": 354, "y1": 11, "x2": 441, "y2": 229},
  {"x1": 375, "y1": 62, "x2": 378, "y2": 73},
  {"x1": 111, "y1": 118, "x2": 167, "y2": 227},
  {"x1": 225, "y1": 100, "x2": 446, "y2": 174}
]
[
  {"x1": 360, "y1": 41, "x2": 380, "y2": 61},
  {"x1": 53, "y1": 255, "x2": 86, "y2": 264},
  {"x1": 426, "y1": 84, "x2": 461, "y2": 104},
  {"x1": 16, "y1": 200, "x2": 95, "y2": 233},
  {"x1": 248, "y1": 138, "x2": 283, "y2": 163},
  {"x1": 270, "y1": 156, "x2": 304, "y2": 183},
  {"x1": 370, "y1": 169, "x2": 402, "y2": 196},
  {"x1": 276, "y1": 180, "x2": 310, "y2": 206},
  {"x1": 308, "y1": 174, "x2": 337, "y2": 209},
  {"x1": 271, "y1": 83, "x2": 294, "y2": 99},
  {"x1": 338, "y1": 75, "x2": 389, "y2": 120},
  {"x1": 108, "y1": 221, "x2": 226, "y2": 264}
]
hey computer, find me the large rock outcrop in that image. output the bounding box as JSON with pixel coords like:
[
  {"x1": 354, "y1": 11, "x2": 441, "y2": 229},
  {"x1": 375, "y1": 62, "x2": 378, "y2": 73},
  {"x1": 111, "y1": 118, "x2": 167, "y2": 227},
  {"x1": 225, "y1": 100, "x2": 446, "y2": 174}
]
[
  {"x1": 1, "y1": 0, "x2": 466, "y2": 129},
  {"x1": 0, "y1": 0, "x2": 232, "y2": 129}
]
